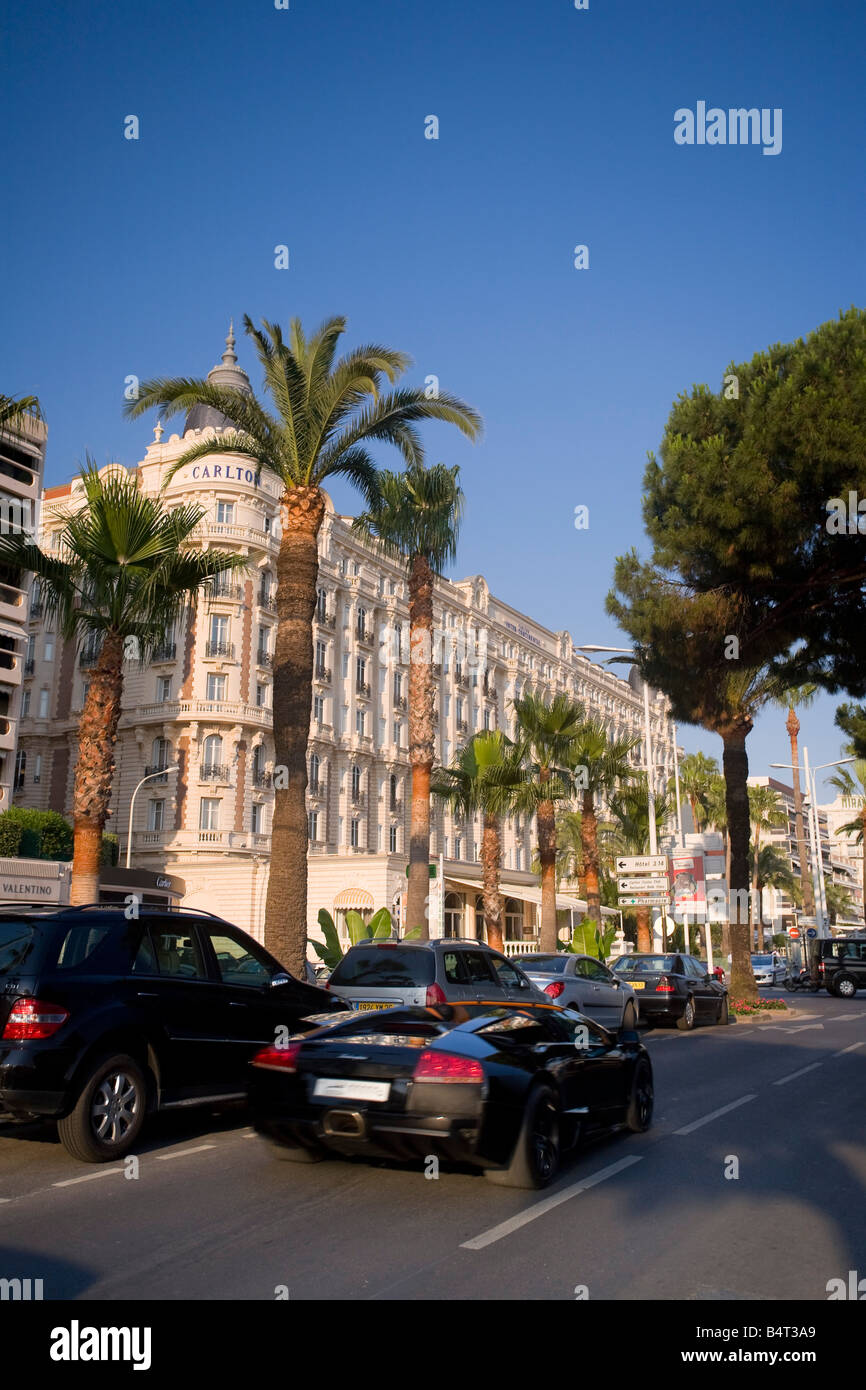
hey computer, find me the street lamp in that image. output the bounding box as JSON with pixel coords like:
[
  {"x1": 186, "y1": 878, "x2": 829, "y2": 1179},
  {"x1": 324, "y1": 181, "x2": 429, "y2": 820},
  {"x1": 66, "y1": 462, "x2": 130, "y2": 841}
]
[
  {"x1": 770, "y1": 752, "x2": 854, "y2": 940},
  {"x1": 126, "y1": 765, "x2": 179, "y2": 869}
]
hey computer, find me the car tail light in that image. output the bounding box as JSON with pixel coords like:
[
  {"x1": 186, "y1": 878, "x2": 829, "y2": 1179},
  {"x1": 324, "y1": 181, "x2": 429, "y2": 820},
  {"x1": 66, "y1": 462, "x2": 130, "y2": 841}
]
[
  {"x1": 250, "y1": 1041, "x2": 304, "y2": 1072},
  {"x1": 818, "y1": 961, "x2": 825, "y2": 974},
  {"x1": 655, "y1": 976, "x2": 675, "y2": 993},
  {"x1": 544, "y1": 981, "x2": 565, "y2": 998},
  {"x1": 2, "y1": 998, "x2": 69, "y2": 1040},
  {"x1": 413, "y1": 1050, "x2": 483, "y2": 1082},
  {"x1": 425, "y1": 982, "x2": 447, "y2": 1005}
]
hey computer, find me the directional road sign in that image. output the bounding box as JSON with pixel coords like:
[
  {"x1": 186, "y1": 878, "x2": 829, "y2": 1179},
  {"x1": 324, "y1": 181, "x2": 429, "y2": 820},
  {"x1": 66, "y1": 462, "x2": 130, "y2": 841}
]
[
  {"x1": 618, "y1": 877, "x2": 670, "y2": 893},
  {"x1": 615, "y1": 856, "x2": 668, "y2": 874},
  {"x1": 618, "y1": 894, "x2": 671, "y2": 907}
]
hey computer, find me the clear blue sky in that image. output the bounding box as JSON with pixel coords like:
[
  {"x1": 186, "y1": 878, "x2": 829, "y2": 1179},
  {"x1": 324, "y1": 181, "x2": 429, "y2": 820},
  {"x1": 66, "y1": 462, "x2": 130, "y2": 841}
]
[{"x1": 2, "y1": 0, "x2": 864, "y2": 793}]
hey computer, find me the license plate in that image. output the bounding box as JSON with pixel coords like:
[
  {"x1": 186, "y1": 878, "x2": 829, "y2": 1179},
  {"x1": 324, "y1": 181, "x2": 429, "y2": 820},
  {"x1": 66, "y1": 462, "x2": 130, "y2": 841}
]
[
  {"x1": 313, "y1": 1078, "x2": 391, "y2": 1102},
  {"x1": 352, "y1": 1000, "x2": 398, "y2": 1011},
  {"x1": 630, "y1": 981, "x2": 645, "y2": 990}
]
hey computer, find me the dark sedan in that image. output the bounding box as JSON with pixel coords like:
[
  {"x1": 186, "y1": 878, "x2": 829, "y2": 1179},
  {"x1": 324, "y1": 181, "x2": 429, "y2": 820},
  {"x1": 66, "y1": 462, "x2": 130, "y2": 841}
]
[
  {"x1": 249, "y1": 999, "x2": 653, "y2": 1189},
  {"x1": 609, "y1": 952, "x2": 729, "y2": 1029}
]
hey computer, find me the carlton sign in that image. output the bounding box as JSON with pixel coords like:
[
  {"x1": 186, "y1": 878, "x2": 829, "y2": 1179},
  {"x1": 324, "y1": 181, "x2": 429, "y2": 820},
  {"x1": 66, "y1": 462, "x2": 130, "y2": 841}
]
[{"x1": 187, "y1": 465, "x2": 260, "y2": 486}]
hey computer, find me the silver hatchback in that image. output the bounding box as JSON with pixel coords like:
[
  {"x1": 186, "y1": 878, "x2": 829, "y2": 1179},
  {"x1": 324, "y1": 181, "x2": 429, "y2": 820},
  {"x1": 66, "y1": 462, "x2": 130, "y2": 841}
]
[
  {"x1": 326, "y1": 940, "x2": 548, "y2": 1013},
  {"x1": 514, "y1": 953, "x2": 639, "y2": 1030}
]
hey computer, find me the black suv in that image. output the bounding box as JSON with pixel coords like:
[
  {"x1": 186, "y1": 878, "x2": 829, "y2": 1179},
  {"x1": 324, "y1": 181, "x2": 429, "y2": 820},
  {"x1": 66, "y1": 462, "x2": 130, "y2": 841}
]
[
  {"x1": 0, "y1": 904, "x2": 340, "y2": 1161},
  {"x1": 818, "y1": 937, "x2": 866, "y2": 998}
]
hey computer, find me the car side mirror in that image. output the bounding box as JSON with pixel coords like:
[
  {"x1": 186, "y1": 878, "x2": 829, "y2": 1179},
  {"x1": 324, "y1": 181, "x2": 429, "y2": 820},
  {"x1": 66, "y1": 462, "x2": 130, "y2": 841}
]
[{"x1": 270, "y1": 971, "x2": 294, "y2": 989}]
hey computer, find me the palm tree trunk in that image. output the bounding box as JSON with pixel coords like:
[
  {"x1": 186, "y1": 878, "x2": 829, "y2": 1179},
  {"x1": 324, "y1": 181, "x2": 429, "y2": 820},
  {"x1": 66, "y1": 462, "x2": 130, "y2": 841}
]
[
  {"x1": 407, "y1": 554, "x2": 435, "y2": 935},
  {"x1": 265, "y1": 485, "x2": 325, "y2": 976},
  {"x1": 537, "y1": 795, "x2": 558, "y2": 952},
  {"x1": 751, "y1": 827, "x2": 761, "y2": 942},
  {"x1": 581, "y1": 790, "x2": 602, "y2": 927},
  {"x1": 636, "y1": 908, "x2": 652, "y2": 952},
  {"x1": 70, "y1": 631, "x2": 125, "y2": 905},
  {"x1": 787, "y1": 710, "x2": 815, "y2": 917},
  {"x1": 861, "y1": 810, "x2": 866, "y2": 924},
  {"x1": 722, "y1": 726, "x2": 757, "y2": 1001},
  {"x1": 721, "y1": 830, "x2": 731, "y2": 958},
  {"x1": 481, "y1": 812, "x2": 504, "y2": 951}
]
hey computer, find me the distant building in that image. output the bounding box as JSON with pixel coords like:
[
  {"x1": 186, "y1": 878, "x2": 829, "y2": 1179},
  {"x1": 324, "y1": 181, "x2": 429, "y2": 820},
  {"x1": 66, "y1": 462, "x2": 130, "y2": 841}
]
[
  {"x1": 748, "y1": 775, "x2": 860, "y2": 930},
  {"x1": 819, "y1": 794, "x2": 865, "y2": 925},
  {"x1": 0, "y1": 406, "x2": 46, "y2": 814},
  {"x1": 15, "y1": 329, "x2": 678, "y2": 952}
]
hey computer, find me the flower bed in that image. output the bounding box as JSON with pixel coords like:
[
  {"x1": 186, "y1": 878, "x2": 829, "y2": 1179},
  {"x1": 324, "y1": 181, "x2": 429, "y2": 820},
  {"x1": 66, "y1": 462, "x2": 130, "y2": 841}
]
[{"x1": 730, "y1": 997, "x2": 789, "y2": 1016}]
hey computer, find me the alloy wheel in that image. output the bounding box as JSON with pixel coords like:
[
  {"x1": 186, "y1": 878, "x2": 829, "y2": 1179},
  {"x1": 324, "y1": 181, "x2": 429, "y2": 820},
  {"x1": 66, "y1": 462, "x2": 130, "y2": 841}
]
[{"x1": 91, "y1": 1071, "x2": 140, "y2": 1146}]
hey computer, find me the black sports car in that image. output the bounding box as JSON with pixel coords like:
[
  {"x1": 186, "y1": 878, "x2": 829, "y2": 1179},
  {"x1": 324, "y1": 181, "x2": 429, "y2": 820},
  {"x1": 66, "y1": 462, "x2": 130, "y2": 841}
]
[{"x1": 248, "y1": 999, "x2": 653, "y2": 1189}]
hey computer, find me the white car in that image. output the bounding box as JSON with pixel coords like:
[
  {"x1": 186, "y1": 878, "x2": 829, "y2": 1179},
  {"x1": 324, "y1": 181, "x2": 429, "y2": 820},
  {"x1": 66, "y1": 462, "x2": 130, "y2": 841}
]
[{"x1": 751, "y1": 953, "x2": 785, "y2": 986}]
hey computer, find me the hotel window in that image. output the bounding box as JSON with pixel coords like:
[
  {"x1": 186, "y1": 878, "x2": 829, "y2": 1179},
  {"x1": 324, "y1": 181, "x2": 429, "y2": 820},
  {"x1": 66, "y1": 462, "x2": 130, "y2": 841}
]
[
  {"x1": 483, "y1": 709, "x2": 491, "y2": 730},
  {"x1": 199, "y1": 799, "x2": 220, "y2": 831},
  {"x1": 208, "y1": 614, "x2": 229, "y2": 653},
  {"x1": 355, "y1": 709, "x2": 366, "y2": 737},
  {"x1": 378, "y1": 717, "x2": 386, "y2": 744},
  {"x1": 352, "y1": 562, "x2": 360, "y2": 577},
  {"x1": 202, "y1": 734, "x2": 223, "y2": 772},
  {"x1": 393, "y1": 673, "x2": 401, "y2": 702},
  {"x1": 474, "y1": 842, "x2": 479, "y2": 862},
  {"x1": 148, "y1": 800, "x2": 165, "y2": 831},
  {"x1": 390, "y1": 774, "x2": 398, "y2": 810},
  {"x1": 206, "y1": 673, "x2": 227, "y2": 701},
  {"x1": 216, "y1": 501, "x2": 235, "y2": 525},
  {"x1": 252, "y1": 802, "x2": 264, "y2": 834},
  {"x1": 342, "y1": 652, "x2": 349, "y2": 679},
  {"x1": 316, "y1": 588, "x2": 328, "y2": 621},
  {"x1": 443, "y1": 836, "x2": 449, "y2": 858},
  {"x1": 516, "y1": 846, "x2": 523, "y2": 871},
  {"x1": 393, "y1": 720, "x2": 402, "y2": 747},
  {"x1": 315, "y1": 639, "x2": 327, "y2": 675},
  {"x1": 257, "y1": 626, "x2": 270, "y2": 661},
  {"x1": 310, "y1": 753, "x2": 320, "y2": 793},
  {"x1": 14, "y1": 750, "x2": 26, "y2": 789},
  {"x1": 257, "y1": 683, "x2": 267, "y2": 708},
  {"x1": 44, "y1": 635, "x2": 54, "y2": 663},
  {"x1": 21, "y1": 690, "x2": 30, "y2": 717},
  {"x1": 307, "y1": 810, "x2": 318, "y2": 842},
  {"x1": 263, "y1": 516, "x2": 272, "y2": 533},
  {"x1": 157, "y1": 676, "x2": 172, "y2": 702},
  {"x1": 356, "y1": 656, "x2": 366, "y2": 688},
  {"x1": 456, "y1": 697, "x2": 464, "y2": 724},
  {"x1": 454, "y1": 837, "x2": 462, "y2": 861},
  {"x1": 38, "y1": 689, "x2": 49, "y2": 717},
  {"x1": 33, "y1": 754, "x2": 42, "y2": 785},
  {"x1": 313, "y1": 694, "x2": 324, "y2": 724},
  {"x1": 26, "y1": 634, "x2": 35, "y2": 664},
  {"x1": 356, "y1": 606, "x2": 367, "y2": 639},
  {"x1": 350, "y1": 819, "x2": 359, "y2": 848},
  {"x1": 351, "y1": 764, "x2": 361, "y2": 799},
  {"x1": 444, "y1": 694, "x2": 451, "y2": 718}
]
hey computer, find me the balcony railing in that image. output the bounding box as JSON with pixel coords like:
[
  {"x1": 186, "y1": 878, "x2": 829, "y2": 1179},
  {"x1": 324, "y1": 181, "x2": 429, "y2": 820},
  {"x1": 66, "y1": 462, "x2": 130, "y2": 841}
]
[
  {"x1": 356, "y1": 627, "x2": 374, "y2": 646},
  {"x1": 390, "y1": 800, "x2": 403, "y2": 816},
  {"x1": 24, "y1": 658, "x2": 35, "y2": 675},
  {"x1": 256, "y1": 650, "x2": 273, "y2": 669},
  {"x1": 456, "y1": 719, "x2": 469, "y2": 733},
  {"x1": 152, "y1": 642, "x2": 176, "y2": 662},
  {"x1": 252, "y1": 770, "x2": 272, "y2": 788},
  {"x1": 316, "y1": 610, "x2": 335, "y2": 629},
  {"x1": 394, "y1": 694, "x2": 407, "y2": 710},
  {"x1": 79, "y1": 647, "x2": 102, "y2": 668},
  {"x1": 351, "y1": 791, "x2": 366, "y2": 807},
  {"x1": 355, "y1": 680, "x2": 371, "y2": 697},
  {"x1": 28, "y1": 601, "x2": 43, "y2": 620},
  {"x1": 208, "y1": 583, "x2": 244, "y2": 602},
  {"x1": 144, "y1": 764, "x2": 171, "y2": 783},
  {"x1": 309, "y1": 781, "x2": 327, "y2": 798},
  {"x1": 199, "y1": 763, "x2": 230, "y2": 781},
  {"x1": 205, "y1": 641, "x2": 234, "y2": 659},
  {"x1": 314, "y1": 665, "x2": 331, "y2": 683},
  {"x1": 259, "y1": 586, "x2": 276, "y2": 611}
]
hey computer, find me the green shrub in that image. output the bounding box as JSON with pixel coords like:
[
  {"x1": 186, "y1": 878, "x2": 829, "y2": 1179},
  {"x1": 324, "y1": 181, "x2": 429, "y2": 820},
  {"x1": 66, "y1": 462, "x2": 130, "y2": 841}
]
[
  {"x1": 0, "y1": 813, "x2": 24, "y2": 857},
  {"x1": 101, "y1": 834, "x2": 119, "y2": 867}
]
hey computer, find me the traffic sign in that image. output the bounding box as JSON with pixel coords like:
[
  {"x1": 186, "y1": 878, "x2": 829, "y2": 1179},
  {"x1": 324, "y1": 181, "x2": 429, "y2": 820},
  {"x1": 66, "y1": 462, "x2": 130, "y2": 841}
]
[
  {"x1": 806, "y1": 927, "x2": 817, "y2": 939},
  {"x1": 618, "y1": 894, "x2": 671, "y2": 907},
  {"x1": 788, "y1": 926, "x2": 801, "y2": 939},
  {"x1": 616, "y1": 855, "x2": 668, "y2": 874},
  {"x1": 617, "y1": 877, "x2": 670, "y2": 893}
]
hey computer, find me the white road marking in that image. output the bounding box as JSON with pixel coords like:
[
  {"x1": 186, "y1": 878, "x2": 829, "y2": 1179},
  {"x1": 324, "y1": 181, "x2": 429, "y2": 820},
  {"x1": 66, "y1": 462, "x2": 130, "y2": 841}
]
[
  {"x1": 783, "y1": 1024, "x2": 825, "y2": 1034},
  {"x1": 829, "y1": 1011, "x2": 866, "y2": 1021},
  {"x1": 674, "y1": 1095, "x2": 757, "y2": 1136},
  {"x1": 53, "y1": 1167, "x2": 124, "y2": 1187},
  {"x1": 156, "y1": 1143, "x2": 216, "y2": 1161},
  {"x1": 833, "y1": 1041, "x2": 866, "y2": 1057},
  {"x1": 774, "y1": 1063, "x2": 823, "y2": 1086},
  {"x1": 460, "y1": 1155, "x2": 643, "y2": 1251}
]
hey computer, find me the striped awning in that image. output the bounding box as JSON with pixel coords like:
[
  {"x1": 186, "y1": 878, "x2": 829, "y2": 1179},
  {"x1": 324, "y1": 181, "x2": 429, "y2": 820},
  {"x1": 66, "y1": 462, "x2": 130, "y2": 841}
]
[{"x1": 333, "y1": 888, "x2": 375, "y2": 912}]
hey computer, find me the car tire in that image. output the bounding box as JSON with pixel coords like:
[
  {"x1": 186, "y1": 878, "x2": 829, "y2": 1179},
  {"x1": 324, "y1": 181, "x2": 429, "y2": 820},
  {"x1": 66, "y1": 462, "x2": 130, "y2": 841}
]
[
  {"x1": 716, "y1": 996, "x2": 729, "y2": 1026},
  {"x1": 622, "y1": 1001, "x2": 638, "y2": 1030},
  {"x1": 625, "y1": 1058, "x2": 654, "y2": 1132},
  {"x1": 267, "y1": 1139, "x2": 329, "y2": 1163},
  {"x1": 834, "y1": 974, "x2": 858, "y2": 1000},
  {"x1": 676, "y1": 996, "x2": 697, "y2": 1031},
  {"x1": 485, "y1": 1083, "x2": 560, "y2": 1190},
  {"x1": 57, "y1": 1054, "x2": 147, "y2": 1163}
]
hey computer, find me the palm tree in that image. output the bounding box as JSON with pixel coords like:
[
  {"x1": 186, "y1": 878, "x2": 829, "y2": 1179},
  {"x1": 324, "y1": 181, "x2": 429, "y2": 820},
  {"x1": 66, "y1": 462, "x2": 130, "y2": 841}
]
[
  {"x1": 568, "y1": 719, "x2": 639, "y2": 928},
  {"x1": 607, "y1": 779, "x2": 672, "y2": 951},
  {"x1": 127, "y1": 316, "x2": 481, "y2": 972},
  {"x1": 828, "y1": 750, "x2": 866, "y2": 920},
  {"x1": 703, "y1": 771, "x2": 731, "y2": 955},
  {"x1": 772, "y1": 685, "x2": 817, "y2": 918},
  {"x1": 0, "y1": 394, "x2": 42, "y2": 433},
  {"x1": 553, "y1": 810, "x2": 584, "y2": 888},
  {"x1": 755, "y1": 843, "x2": 802, "y2": 908},
  {"x1": 353, "y1": 462, "x2": 468, "y2": 933},
  {"x1": 672, "y1": 751, "x2": 718, "y2": 833},
  {"x1": 0, "y1": 464, "x2": 245, "y2": 903},
  {"x1": 824, "y1": 879, "x2": 855, "y2": 926},
  {"x1": 510, "y1": 691, "x2": 585, "y2": 952},
  {"x1": 431, "y1": 731, "x2": 523, "y2": 950},
  {"x1": 748, "y1": 784, "x2": 787, "y2": 943}
]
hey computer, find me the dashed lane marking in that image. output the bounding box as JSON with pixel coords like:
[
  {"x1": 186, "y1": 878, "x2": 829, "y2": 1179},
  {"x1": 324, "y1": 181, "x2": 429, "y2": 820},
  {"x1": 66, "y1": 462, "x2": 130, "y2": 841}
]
[
  {"x1": 53, "y1": 1167, "x2": 124, "y2": 1188},
  {"x1": 833, "y1": 1041, "x2": 866, "y2": 1057},
  {"x1": 156, "y1": 1143, "x2": 216, "y2": 1161},
  {"x1": 773, "y1": 1063, "x2": 823, "y2": 1086},
  {"x1": 460, "y1": 1155, "x2": 643, "y2": 1251},
  {"x1": 674, "y1": 1095, "x2": 757, "y2": 1136}
]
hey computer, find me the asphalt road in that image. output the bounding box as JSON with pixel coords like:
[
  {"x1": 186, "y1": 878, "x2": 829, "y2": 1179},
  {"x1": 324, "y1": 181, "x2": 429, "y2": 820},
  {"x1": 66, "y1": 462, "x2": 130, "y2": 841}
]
[{"x1": 1, "y1": 992, "x2": 864, "y2": 1302}]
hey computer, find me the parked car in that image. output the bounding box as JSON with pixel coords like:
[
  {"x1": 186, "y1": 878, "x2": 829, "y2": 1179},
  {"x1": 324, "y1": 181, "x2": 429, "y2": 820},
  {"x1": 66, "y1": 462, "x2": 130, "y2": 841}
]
[
  {"x1": 0, "y1": 904, "x2": 341, "y2": 1162},
  {"x1": 249, "y1": 998, "x2": 653, "y2": 1188},
  {"x1": 608, "y1": 952, "x2": 729, "y2": 1029},
  {"x1": 513, "y1": 953, "x2": 639, "y2": 1029},
  {"x1": 751, "y1": 952, "x2": 785, "y2": 986},
  {"x1": 817, "y1": 937, "x2": 866, "y2": 997},
  {"x1": 326, "y1": 939, "x2": 549, "y2": 1010}
]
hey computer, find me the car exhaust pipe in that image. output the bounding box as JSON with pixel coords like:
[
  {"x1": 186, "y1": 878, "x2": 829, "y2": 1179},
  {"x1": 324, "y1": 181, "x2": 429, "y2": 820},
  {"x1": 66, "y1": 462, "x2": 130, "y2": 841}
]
[{"x1": 323, "y1": 1109, "x2": 365, "y2": 1137}]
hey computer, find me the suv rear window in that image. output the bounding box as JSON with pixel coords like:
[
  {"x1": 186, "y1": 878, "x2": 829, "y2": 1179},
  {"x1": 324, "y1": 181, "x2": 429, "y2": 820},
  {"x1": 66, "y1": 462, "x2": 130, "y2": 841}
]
[
  {"x1": 55, "y1": 923, "x2": 114, "y2": 969},
  {"x1": 329, "y1": 946, "x2": 435, "y2": 988},
  {"x1": 0, "y1": 919, "x2": 40, "y2": 974}
]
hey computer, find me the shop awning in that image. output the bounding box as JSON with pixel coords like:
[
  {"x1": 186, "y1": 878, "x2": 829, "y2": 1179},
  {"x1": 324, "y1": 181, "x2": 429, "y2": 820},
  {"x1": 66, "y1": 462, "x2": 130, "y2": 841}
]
[
  {"x1": 444, "y1": 875, "x2": 619, "y2": 918},
  {"x1": 333, "y1": 888, "x2": 375, "y2": 912}
]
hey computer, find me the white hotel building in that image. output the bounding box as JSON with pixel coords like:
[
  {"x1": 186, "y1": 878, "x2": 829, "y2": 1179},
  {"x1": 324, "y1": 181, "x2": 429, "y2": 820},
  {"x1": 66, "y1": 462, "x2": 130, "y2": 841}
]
[{"x1": 14, "y1": 332, "x2": 678, "y2": 952}]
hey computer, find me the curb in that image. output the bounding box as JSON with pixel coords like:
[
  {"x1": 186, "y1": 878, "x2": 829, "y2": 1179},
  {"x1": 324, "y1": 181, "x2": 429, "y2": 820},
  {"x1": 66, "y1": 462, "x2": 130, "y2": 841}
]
[{"x1": 730, "y1": 1005, "x2": 799, "y2": 1024}]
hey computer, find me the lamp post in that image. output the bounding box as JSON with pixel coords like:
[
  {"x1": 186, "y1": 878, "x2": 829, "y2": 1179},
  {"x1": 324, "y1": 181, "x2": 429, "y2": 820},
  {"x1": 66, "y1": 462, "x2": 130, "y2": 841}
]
[
  {"x1": 770, "y1": 753, "x2": 854, "y2": 941},
  {"x1": 578, "y1": 644, "x2": 666, "y2": 948},
  {"x1": 126, "y1": 766, "x2": 179, "y2": 869}
]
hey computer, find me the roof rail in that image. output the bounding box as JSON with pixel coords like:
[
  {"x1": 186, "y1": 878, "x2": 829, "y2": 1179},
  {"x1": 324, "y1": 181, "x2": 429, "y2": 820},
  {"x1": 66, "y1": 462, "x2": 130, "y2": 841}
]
[{"x1": 0, "y1": 903, "x2": 228, "y2": 920}]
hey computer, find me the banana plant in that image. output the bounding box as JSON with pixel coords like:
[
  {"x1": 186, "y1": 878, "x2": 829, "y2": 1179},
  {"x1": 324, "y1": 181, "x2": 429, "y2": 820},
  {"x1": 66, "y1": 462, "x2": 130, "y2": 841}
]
[
  {"x1": 311, "y1": 907, "x2": 421, "y2": 970},
  {"x1": 560, "y1": 917, "x2": 616, "y2": 961}
]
